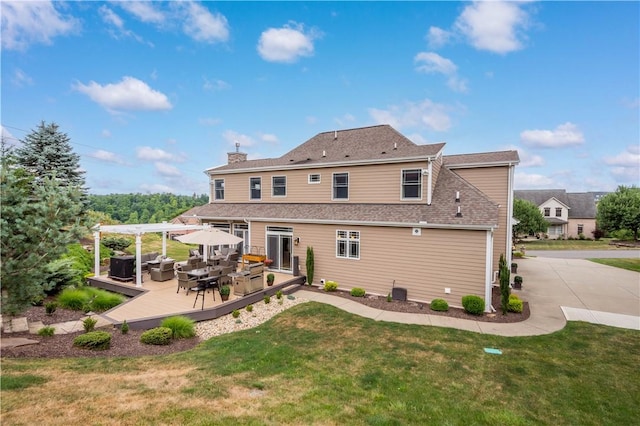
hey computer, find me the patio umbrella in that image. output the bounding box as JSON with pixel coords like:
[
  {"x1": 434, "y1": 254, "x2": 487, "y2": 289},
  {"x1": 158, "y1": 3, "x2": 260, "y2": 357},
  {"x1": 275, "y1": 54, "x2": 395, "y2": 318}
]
[{"x1": 175, "y1": 228, "x2": 243, "y2": 246}]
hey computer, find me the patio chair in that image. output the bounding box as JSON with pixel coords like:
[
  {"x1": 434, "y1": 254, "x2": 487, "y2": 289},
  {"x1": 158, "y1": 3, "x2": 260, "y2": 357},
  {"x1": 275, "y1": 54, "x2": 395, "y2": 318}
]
[
  {"x1": 177, "y1": 271, "x2": 198, "y2": 294},
  {"x1": 150, "y1": 260, "x2": 175, "y2": 282},
  {"x1": 191, "y1": 282, "x2": 208, "y2": 310}
]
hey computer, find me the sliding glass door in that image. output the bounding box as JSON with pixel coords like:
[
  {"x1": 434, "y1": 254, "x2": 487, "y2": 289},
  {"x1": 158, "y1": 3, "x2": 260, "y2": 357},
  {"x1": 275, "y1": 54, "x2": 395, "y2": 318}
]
[{"x1": 266, "y1": 227, "x2": 293, "y2": 272}]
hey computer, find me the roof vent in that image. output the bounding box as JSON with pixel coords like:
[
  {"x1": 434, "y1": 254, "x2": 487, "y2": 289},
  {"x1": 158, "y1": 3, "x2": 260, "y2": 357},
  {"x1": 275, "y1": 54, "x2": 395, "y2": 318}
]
[
  {"x1": 322, "y1": 150, "x2": 326, "y2": 157},
  {"x1": 456, "y1": 206, "x2": 463, "y2": 217},
  {"x1": 235, "y1": 141, "x2": 240, "y2": 152},
  {"x1": 455, "y1": 191, "x2": 460, "y2": 202},
  {"x1": 393, "y1": 142, "x2": 397, "y2": 150},
  {"x1": 334, "y1": 130, "x2": 337, "y2": 140},
  {"x1": 381, "y1": 151, "x2": 386, "y2": 154}
]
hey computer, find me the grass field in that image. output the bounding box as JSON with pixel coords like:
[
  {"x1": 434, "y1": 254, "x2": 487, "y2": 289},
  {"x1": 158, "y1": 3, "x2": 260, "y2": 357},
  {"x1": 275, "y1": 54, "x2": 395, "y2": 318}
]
[
  {"x1": 589, "y1": 258, "x2": 640, "y2": 273},
  {"x1": 2, "y1": 303, "x2": 639, "y2": 425},
  {"x1": 518, "y1": 238, "x2": 618, "y2": 250},
  {"x1": 121, "y1": 232, "x2": 197, "y2": 261}
]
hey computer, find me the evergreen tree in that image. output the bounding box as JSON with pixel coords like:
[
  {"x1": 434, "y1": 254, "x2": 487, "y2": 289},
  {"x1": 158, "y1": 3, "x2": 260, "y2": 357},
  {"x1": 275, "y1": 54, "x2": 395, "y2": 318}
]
[
  {"x1": 1, "y1": 153, "x2": 85, "y2": 314},
  {"x1": 14, "y1": 121, "x2": 86, "y2": 190},
  {"x1": 499, "y1": 255, "x2": 511, "y2": 315}
]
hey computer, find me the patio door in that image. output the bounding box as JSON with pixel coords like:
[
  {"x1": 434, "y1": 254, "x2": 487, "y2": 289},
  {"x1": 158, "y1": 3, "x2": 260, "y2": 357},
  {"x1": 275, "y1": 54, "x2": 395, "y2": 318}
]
[
  {"x1": 266, "y1": 227, "x2": 293, "y2": 272},
  {"x1": 233, "y1": 224, "x2": 249, "y2": 257}
]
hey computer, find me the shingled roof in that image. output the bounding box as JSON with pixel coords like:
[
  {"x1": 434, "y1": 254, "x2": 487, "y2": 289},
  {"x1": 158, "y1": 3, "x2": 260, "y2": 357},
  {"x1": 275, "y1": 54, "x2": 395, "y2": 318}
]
[
  {"x1": 515, "y1": 189, "x2": 601, "y2": 219},
  {"x1": 208, "y1": 125, "x2": 445, "y2": 173},
  {"x1": 444, "y1": 150, "x2": 520, "y2": 167},
  {"x1": 183, "y1": 166, "x2": 499, "y2": 229},
  {"x1": 514, "y1": 189, "x2": 570, "y2": 207}
]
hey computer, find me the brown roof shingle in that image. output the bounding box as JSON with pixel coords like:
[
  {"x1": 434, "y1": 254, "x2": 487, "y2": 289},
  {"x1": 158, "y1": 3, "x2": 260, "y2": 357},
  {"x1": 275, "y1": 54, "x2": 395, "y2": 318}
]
[{"x1": 444, "y1": 150, "x2": 520, "y2": 167}]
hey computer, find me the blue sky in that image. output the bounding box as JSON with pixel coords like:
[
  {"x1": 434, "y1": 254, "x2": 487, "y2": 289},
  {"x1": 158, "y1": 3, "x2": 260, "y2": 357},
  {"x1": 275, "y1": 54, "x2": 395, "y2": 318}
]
[{"x1": 2, "y1": 1, "x2": 638, "y2": 196}]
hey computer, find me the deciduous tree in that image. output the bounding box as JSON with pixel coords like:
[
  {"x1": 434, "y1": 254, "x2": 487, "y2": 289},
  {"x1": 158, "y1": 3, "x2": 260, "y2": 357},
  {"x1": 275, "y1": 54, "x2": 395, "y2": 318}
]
[
  {"x1": 596, "y1": 185, "x2": 640, "y2": 240},
  {"x1": 513, "y1": 198, "x2": 548, "y2": 239}
]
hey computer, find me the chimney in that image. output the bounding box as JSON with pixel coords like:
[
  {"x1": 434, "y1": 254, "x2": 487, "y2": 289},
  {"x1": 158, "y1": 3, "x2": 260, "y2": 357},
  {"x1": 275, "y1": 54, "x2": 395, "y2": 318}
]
[{"x1": 227, "y1": 142, "x2": 247, "y2": 164}]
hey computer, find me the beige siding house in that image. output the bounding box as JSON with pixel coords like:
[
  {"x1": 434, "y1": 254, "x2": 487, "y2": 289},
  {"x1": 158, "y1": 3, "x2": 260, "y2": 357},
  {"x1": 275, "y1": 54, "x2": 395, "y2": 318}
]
[{"x1": 184, "y1": 125, "x2": 519, "y2": 312}]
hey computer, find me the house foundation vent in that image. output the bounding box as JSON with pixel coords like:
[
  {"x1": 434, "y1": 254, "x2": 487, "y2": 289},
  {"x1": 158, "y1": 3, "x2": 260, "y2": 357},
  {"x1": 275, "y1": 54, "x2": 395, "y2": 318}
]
[{"x1": 392, "y1": 287, "x2": 407, "y2": 302}]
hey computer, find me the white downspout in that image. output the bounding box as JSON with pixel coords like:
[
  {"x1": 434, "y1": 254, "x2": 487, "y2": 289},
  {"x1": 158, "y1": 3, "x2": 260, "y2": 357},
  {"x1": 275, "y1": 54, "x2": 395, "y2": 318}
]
[
  {"x1": 93, "y1": 229, "x2": 101, "y2": 278},
  {"x1": 506, "y1": 164, "x2": 515, "y2": 267},
  {"x1": 485, "y1": 229, "x2": 494, "y2": 313},
  {"x1": 427, "y1": 159, "x2": 433, "y2": 205},
  {"x1": 161, "y1": 221, "x2": 168, "y2": 257}
]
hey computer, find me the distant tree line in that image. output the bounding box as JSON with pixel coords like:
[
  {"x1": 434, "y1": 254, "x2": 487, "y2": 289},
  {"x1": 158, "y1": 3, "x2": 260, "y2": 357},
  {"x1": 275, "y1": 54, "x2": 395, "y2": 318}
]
[{"x1": 88, "y1": 193, "x2": 209, "y2": 224}]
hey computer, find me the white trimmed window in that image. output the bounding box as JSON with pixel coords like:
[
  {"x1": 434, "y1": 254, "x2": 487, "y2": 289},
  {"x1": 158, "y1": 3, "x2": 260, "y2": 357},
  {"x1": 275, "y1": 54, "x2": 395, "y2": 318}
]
[
  {"x1": 250, "y1": 177, "x2": 261, "y2": 200},
  {"x1": 402, "y1": 169, "x2": 422, "y2": 199},
  {"x1": 214, "y1": 179, "x2": 224, "y2": 200},
  {"x1": 272, "y1": 176, "x2": 286, "y2": 197},
  {"x1": 308, "y1": 174, "x2": 321, "y2": 184},
  {"x1": 336, "y1": 230, "x2": 360, "y2": 259},
  {"x1": 333, "y1": 173, "x2": 349, "y2": 200},
  {"x1": 544, "y1": 207, "x2": 550, "y2": 217},
  {"x1": 555, "y1": 207, "x2": 562, "y2": 217}
]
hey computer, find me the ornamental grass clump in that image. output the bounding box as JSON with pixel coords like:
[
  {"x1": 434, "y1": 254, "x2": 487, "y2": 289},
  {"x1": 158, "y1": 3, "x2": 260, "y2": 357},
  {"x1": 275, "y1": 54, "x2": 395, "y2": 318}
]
[
  {"x1": 430, "y1": 298, "x2": 449, "y2": 312},
  {"x1": 121, "y1": 320, "x2": 129, "y2": 334},
  {"x1": 264, "y1": 295, "x2": 271, "y2": 304},
  {"x1": 461, "y1": 295, "x2": 485, "y2": 315},
  {"x1": 73, "y1": 331, "x2": 111, "y2": 350},
  {"x1": 508, "y1": 294, "x2": 524, "y2": 313},
  {"x1": 160, "y1": 316, "x2": 196, "y2": 339},
  {"x1": 140, "y1": 327, "x2": 173, "y2": 345},
  {"x1": 57, "y1": 288, "x2": 90, "y2": 311},
  {"x1": 246, "y1": 304, "x2": 254, "y2": 312},
  {"x1": 38, "y1": 326, "x2": 55, "y2": 337},
  {"x1": 83, "y1": 317, "x2": 97, "y2": 332},
  {"x1": 45, "y1": 302, "x2": 57, "y2": 315},
  {"x1": 232, "y1": 309, "x2": 241, "y2": 318}
]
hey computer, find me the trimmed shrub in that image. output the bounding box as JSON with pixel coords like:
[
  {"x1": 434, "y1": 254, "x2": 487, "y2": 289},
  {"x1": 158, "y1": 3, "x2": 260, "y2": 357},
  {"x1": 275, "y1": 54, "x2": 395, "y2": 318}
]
[
  {"x1": 38, "y1": 326, "x2": 55, "y2": 337},
  {"x1": 160, "y1": 316, "x2": 195, "y2": 339},
  {"x1": 350, "y1": 287, "x2": 366, "y2": 297},
  {"x1": 264, "y1": 295, "x2": 271, "y2": 304},
  {"x1": 324, "y1": 281, "x2": 338, "y2": 292},
  {"x1": 83, "y1": 317, "x2": 98, "y2": 332},
  {"x1": 232, "y1": 309, "x2": 240, "y2": 318},
  {"x1": 45, "y1": 302, "x2": 58, "y2": 315},
  {"x1": 121, "y1": 320, "x2": 129, "y2": 335},
  {"x1": 73, "y1": 331, "x2": 112, "y2": 350},
  {"x1": 306, "y1": 246, "x2": 314, "y2": 285},
  {"x1": 386, "y1": 293, "x2": 392, "y2": 302},
  {"x1": 246, "y1": 304, "x2": 254, "y2": 312},
  {"x1": 267, "y1": 273, "x2": 275, "y2": 285},
  {"x1": 430, "y1": 298, "x2": 449, "y2": 312},
  {"x1": 508, "y1": 297, "x2": 524, "y2": 313},
  {"x1": 102, "y1": 236, "x2": 132, "y2": 251},
  {"x1": 57, "y1": 288, "x2": 90, "y2": 311},
  {"x1": 276, "y1": 290, "x2": 283, "y2": 299},
  {"x1": 140, "y1": 327, "x2": 173, "y2": 345},
  {"x1": 462, "y1": 295, "x2": 485, "y2": 315}
]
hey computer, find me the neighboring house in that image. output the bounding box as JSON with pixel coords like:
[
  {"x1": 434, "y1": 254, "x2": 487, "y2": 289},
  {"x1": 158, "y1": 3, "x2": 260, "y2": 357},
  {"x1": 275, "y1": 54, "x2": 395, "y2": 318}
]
[
  {"x1": 168, "y1": 215, "x2": 202, "y2": 238},
  {"x1": 183, "y1": 125, "x2": 519, "y2": 311},
  {"x1": 514, "y1": 189, "x2": 603, "y2": 239}
]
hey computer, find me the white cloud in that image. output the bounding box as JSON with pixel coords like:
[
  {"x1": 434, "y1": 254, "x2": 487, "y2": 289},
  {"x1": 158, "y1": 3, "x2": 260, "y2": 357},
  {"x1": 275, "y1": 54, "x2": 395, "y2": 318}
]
[
  {"x1": 100, "y1": 5, "x2": 146, "y2": 43},
  {"x1": 73, "y1": 76, "x2": 172, "y2": 112},
  {"x1": 222, "y1": 130, "x2": 256, "y2": 148},
  {"x1": 334, "y1": 113, "x2": 356, "y2": 127},
  {"x1": 119, "y1": 1, "x2": 166, "y2": 24},
  {"x1": 260, "y1": 133, "x2": 278, "y2": 143},
  {"x1": 92, "y1": 150, "x2": 126, "y2": 165},
  {"x1": 1, "y1": 1, "x2": 80, "y2": 51},
  {"x1": 414, "y1": 52, "x2": 468, "y2": 93},
  {"x1": 199, "y1": 117, "x2": 222, "y2": 126},
  {"x1": 514, "y1": 172, "x2": 555, "y2": 189},
  {"x1": 101, "y1": 129, "x2": 111, "y2": 138},
  {"x1": 155, "y1": 162, "x2": 182, "y2": 177},
  {"x1": 454, "y1": 1, "x2": 530, "y2": 54},
  {"x1": 306, "y1": 116, "x2": 317, "y2": 125},
  {"x1": 136, "y1": 146, "x2": 184, "y2": 162},
  {"x1": 140, "y1": 183, "x2": 174, "y2": 194},
  {"x1": 180, "y1": 1, "x2": 229, "y2": 44},
  {"x1": 520, "y1": 122, "x2": 585, "y2": 148},
  {"x1": 369, "y1": 99, "x2": 452, "y2": 132},
  {"x1": 203, "y1": 77, "x2": 231, "y2": 91},
  {"x1": 12, "y1": 68, "x2": 33, "y2": 87},
  {"x1": 604, "y1": 146, "x2": 640, "y2": 183},
  {"x1": 257, "y1": 22, "x2": 319, "y2": 63},
  {"x1": 427, "y1": 26, "x2": 452, "y2": 49},
  {"x1": 415, "y1": 52, "x2": 457, "y2": 75}
]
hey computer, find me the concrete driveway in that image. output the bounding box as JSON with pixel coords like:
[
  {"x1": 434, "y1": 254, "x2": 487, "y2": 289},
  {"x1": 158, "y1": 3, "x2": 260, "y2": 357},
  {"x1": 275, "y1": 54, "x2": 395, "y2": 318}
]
[
  {"x1": 525, "y1": 249, "x2": 640, "y2": 259},
  {"x1": 515, "y1": 256, "x2": 640, "y2": 331}
]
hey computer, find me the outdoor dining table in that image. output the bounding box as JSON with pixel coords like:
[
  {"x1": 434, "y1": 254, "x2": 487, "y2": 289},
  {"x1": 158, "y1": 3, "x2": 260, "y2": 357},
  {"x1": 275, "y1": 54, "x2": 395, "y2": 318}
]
[{"x1": 187, "y1": 268, "x2": 210, "y2": 279}]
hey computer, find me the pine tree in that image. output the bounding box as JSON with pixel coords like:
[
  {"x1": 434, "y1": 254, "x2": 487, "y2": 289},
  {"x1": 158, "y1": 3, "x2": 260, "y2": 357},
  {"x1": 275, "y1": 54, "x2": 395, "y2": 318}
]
[
  {"x1": 1, "y1": 153, "x2": 85, "y2": 314},
  {"x1": 14, "y1": 121, "x2": 86, "y2": 190}
]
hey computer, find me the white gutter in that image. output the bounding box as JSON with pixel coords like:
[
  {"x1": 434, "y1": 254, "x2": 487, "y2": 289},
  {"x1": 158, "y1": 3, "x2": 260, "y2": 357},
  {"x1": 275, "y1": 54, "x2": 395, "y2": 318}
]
[
  {"x1": 446, "y1": 160, "x2": 520, "y2": 169},
  {"x1": 506, "y1": 164, "x2": 515, "y2": 267},
  {"x1": 484, "y1": 229, "x2": 494, "y2": 313},
  {"x1": 426, "y1": 158, "x2": 433, "y2": 205}
]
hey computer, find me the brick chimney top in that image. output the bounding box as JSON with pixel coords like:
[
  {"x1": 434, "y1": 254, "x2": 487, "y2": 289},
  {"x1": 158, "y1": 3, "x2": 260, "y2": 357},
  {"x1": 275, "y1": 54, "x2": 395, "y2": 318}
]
[{"x1": 227, "y1": 151, "x2": 247, "y2": 164}]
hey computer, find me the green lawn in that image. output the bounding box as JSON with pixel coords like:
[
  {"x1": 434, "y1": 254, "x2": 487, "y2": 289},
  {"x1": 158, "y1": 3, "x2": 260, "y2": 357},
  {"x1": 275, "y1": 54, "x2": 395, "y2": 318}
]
[
  {"x1": 589, "y1": 258, "x2": 640, "y2": 272},
  {"x1": 2, "y1": 303, "x2": 639, "y2": 425},
  {"x1": 122, "y1": 232, "x2": 196, "y2": 261},
  {"x1": 519, "y1": 238, "x2": 618, "y2": 250}
]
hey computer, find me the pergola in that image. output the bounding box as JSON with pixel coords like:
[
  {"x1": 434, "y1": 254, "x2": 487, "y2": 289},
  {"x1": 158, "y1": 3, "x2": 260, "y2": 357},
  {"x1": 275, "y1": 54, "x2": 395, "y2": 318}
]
[{"x1": 92, "y1": 222, "x2": 206, "y2": 287}]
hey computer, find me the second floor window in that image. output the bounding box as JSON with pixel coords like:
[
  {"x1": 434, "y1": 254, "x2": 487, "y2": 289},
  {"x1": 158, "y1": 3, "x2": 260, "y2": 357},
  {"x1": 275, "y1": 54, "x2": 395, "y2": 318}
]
[
  {"x1": 250, "y1": 177, "x2": 261, "y2": 200},
  {"x1": 402, "y1": 169, "x2": 422, "y2": 199},
  {"x1": 272, "y1": 176, "x2": 286, "y2": 197},
  {"x1": 555, "y1": 207, "x2": 562, "y2": 217},
  {"x1": 333, "y1": 173, "x2": 349, "y2": 200},
  {"x1": 544, "y1": 207, "x2": 550, "y2": 217},
  {"x1": 214, "y1": 179, "x2": 224, "y2": 200}
]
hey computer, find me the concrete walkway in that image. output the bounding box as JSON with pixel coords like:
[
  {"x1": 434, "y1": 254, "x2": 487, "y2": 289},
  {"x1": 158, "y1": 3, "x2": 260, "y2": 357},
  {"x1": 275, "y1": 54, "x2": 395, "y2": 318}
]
[
  {"x1": 297, "y1": 256, "x2": 640, "y2": 336},
  {"x1": 526, "y1": 249, "x2": 640, "y2": 259}
]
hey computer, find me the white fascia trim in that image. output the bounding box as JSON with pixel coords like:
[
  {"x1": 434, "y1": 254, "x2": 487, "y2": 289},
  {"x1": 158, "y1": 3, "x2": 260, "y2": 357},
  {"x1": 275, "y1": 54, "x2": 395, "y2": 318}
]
[
  {"x1": 192, "y1": 215, "x2": 497, "y2": 231},
  {"x1": 446, "y1": 161, "x2": 520, "y2": 169},
  {"x1": 205, "y1": 155, "x2": 441, "y2": 175}
]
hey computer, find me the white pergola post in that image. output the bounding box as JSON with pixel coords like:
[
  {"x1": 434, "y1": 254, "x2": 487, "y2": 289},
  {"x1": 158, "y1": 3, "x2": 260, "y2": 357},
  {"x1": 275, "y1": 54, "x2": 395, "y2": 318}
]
[
  {"x1": 161, "y1": 221, "x2": 168, "y2": 257},
  {"x1": 93, "y1": 230, "x2": 101, "y2": 277},
  {"x1": 135, "y1": 231, "x2": 143, "y2": 287}
]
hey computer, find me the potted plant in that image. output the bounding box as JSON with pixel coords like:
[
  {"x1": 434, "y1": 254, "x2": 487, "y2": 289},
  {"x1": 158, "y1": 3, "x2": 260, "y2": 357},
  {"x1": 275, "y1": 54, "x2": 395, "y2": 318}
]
[
  {"x1": 219, "y1": 285, "x2": 231, "y2": 301},
  {"x1": 511, "y1": 262, "x2": 518, "y2": 273},
  {"x1": 513, "y1": 275, "x2": 523, "y2": 290},
  {"x1": 266, "y1": 273, "x2": 275, "y2": 286}
]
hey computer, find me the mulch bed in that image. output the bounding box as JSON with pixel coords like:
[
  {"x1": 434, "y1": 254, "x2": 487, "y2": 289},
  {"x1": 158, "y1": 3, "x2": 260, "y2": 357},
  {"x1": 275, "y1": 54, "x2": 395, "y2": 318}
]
[{"x1": 2, "y1": 286, "x2": 528, "y2": 359}]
